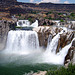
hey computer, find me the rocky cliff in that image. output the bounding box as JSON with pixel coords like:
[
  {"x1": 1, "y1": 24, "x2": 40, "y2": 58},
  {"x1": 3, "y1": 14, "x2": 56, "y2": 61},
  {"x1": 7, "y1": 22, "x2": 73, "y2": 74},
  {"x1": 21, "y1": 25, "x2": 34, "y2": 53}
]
[
  {"x1": 0, "y1": 20, "x2": 9, "y2": 50},
  {"x1": 0, "y1": 20, "x2": 16, "y2": 50}
]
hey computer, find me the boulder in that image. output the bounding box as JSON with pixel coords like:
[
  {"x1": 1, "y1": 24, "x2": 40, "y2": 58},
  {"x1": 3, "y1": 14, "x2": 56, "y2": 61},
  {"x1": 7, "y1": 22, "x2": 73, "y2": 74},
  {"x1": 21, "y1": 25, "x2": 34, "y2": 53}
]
[{"x1": 56, "y1": 31, "x2": 74, "y2": 53}]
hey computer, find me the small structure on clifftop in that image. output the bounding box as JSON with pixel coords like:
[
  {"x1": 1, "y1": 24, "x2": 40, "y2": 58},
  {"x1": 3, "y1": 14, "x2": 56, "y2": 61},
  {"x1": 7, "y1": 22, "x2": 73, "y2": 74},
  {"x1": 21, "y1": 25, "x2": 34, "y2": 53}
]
[{"x1": 16, "y1": 20, "x2": 38, "y2": 30}]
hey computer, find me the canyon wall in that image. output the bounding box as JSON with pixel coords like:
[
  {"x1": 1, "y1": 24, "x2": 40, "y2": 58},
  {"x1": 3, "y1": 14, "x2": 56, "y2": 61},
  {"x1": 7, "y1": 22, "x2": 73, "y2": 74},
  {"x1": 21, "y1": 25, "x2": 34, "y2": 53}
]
[{"x1": 0, "y1": 20, "x2": 16, "y2": 50}]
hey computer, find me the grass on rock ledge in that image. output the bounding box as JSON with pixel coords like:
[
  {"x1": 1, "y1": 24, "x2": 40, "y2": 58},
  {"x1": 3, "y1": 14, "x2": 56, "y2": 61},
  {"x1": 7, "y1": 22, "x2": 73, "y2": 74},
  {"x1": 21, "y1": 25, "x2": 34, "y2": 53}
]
[{"x1": 46, "y1": 63, "x2": 75, "y2": 75}]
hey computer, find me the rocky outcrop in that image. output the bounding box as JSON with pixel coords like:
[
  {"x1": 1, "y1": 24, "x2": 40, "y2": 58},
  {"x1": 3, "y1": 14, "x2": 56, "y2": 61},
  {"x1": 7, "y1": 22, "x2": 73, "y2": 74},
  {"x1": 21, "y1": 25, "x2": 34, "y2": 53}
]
[
  {"x1": 56, "y1": 31, "x2": 74, "y2": 53},
  {"x1": 0, "y1": 20, "x2": 9, "y2": 50},
  {"x1": 33, "y1": 26, "x2": 74, "y2": 48},
  {"x1": 64, "y1": 39, "x2": 75, "y2": 65},
  {"x1": 68, "y1": 25, "x2": 75, "y2": 30},
  {"x1": 33, "y1": 26, "x2": 57, "y2": 47},
  {"x1": 38, "y1": 19, "x2": 55, "y2": 26},
  {"x1": 0, "y1": 20, "x2": 16, "y2": 50}
]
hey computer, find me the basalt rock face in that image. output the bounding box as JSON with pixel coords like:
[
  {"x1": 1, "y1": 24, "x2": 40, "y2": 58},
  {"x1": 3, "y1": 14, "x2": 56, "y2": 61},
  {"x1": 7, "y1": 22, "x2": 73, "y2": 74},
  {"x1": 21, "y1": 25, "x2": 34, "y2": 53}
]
[
  {"x1": 0, "y1": 20, "x2": 9, "y2": 50},
  {"x1": 37, "y1": 27, "x2": 50, "y2": 47},
  {"x1": 0, "y1": 20, "x2": 10, "y2": 37},
  {"x1": 33, "y1": 26, "x2": 74, "y2": 49},
  {"x1": 64, "y1": 40, "x2": 75, "y2": 66},
  {"x1": 68, "y1": 24, "x2": 75, "y2": 30},
  {"x1": 56, "y1": 31, "x2": 74, "y2": 53},
  {"x1": 33, "y1": 26, "x2": 61, "y2": 47},
  {"x1": 38, "y1": 19, "x2": 55, "y2": 26},
  {"x1": 64, "y1": 32, "x2": 75, "y2": 66},
  {"x1": 0, "y1": 20, "x2": 16, "y2": 50}
]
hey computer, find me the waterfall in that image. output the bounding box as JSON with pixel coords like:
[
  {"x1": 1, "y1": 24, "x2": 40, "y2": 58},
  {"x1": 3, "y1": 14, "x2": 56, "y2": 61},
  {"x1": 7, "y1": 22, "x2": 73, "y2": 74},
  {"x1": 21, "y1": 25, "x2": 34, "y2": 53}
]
[
  {"x1": 31, "y1": 20, "x2": 38, "y2": 27},
  {"x1": 47, "y1": 34, "x2": 52, "y2": 47},
  {"x1": 43, "y1": 31, "x2": 74, "y2": 65},
  {"x1": 58, "y1": 38, "x2": 75, "y2": 57},
  {"x1": 46, "y1": 31, "x2": 63, "y2": 54},
  {"x1": 0, "y1": 28, "x2": 74, "y2": 65},
  {"x1": 5, "y1": 30, "x2": 39, "y2": 54}
]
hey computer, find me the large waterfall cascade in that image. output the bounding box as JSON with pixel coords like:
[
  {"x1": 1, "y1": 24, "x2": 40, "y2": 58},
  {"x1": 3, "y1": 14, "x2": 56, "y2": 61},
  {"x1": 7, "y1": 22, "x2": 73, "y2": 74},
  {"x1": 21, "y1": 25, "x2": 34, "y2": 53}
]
[
  {"x1": 0, "y1": 28, "x2": 74, "y2": 65},
  {"x1": 5, "y1": 30, "x2": 39, "y2": 54}
]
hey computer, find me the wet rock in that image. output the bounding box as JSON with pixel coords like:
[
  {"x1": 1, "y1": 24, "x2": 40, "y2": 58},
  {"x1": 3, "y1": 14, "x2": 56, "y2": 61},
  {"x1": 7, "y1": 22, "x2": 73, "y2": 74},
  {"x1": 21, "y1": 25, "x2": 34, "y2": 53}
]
[
  {"x1": 68, "y1": 24, "x2": 75, "y2": 30},
  {"x1": 56, "y1": 31, "x2": 74, "y2": 53},
  {"x1": 0, "y1": 20, "x2": 16, "y2": 50},
  {"x1": 72, "y1": 40, "x2": 75, "y2": 47},
  {"x1": 64, "y1": 39, "x2": 75, "y2": 65},
  {"x1": 37, "y1": 26, "x2": 50, "y2": 47}
]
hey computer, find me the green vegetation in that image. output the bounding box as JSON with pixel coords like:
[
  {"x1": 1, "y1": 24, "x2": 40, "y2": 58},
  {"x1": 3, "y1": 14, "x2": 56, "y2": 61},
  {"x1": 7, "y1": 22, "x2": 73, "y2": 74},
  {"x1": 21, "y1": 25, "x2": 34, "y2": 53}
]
[
  {"x1": 31, "y1": 11, "x2": 37, "y2": 14},
  {"x1": 60, "y1": 19, "x2": 64, "y2": 22},
  {"x1": 46, "y1": 64, "x2": 75, "y2": 75},
  {"x1": 16, "y1": 14, "x2": 21, "y2": 17},
  {"x1": 44, "y1": 17, "x2": 53, "y2": 20},
  {"x1": 28, "y1": 18, "x2": 32, "y2": 22},
  {"x1": 18, "y1": 14, "x2": 21, "y2": 17},
  {"x1": 0, "y1": 18, "x2": 2, "y2": 20},
  {"x1": 43, "y1": 22, "x2": 46, "y2": 25},
  {"x1": 15, "y1": 26, "x2": 22, "y2": 28},
  {"x1": 46, "y1": 11, "x2": 52, "y2": 15},
  {"x1": 48, "y1": 17, "x2": 53, "y2": 20},
  {"x1": 58, "y1": 13, "x2": 63, "y2": 15},
  {"x1": 70, "y1": 13, "x2": 75, "y2": 17}
]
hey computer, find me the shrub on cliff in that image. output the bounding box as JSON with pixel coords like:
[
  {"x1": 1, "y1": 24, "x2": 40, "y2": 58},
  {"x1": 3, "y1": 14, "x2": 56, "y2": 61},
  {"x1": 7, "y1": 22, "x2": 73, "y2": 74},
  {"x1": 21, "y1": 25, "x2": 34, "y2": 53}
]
[{"x1": 46, "y1": 64, "x2": 75, "y2": 75}]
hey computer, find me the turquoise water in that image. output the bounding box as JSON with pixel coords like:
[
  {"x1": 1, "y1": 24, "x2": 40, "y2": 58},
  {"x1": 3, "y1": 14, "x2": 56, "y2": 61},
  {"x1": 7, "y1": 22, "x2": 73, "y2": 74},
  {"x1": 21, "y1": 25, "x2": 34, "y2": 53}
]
[{"x1": 0, "y1": 63, "x2": 60, "y2": 75}]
